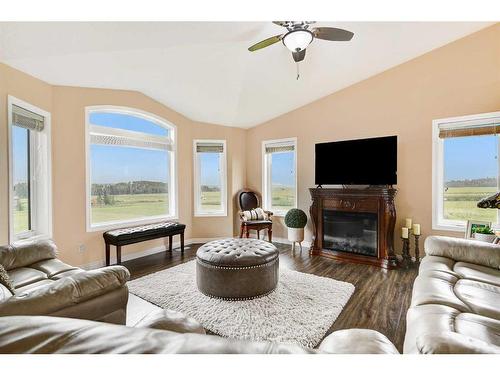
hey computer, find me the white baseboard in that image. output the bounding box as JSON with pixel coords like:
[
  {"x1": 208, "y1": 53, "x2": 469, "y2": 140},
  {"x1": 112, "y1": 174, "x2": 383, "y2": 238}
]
[
  {"x1": 79, "y1": 235, "x2": 312, "y2": 270},
  {"x1": 80, "y1": 237, "x2": 223, "y2": 270}
]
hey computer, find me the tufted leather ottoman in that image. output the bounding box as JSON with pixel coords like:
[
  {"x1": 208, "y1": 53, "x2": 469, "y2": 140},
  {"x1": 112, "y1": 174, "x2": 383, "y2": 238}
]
[{"x1": 196, "y1": 238, "x2": 279, "y2": 300}]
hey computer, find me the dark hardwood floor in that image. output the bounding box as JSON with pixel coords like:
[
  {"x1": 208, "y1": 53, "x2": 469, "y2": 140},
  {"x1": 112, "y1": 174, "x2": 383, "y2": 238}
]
[{"x1": 123, "y1": 242, "x2": 418, "y2": 352}]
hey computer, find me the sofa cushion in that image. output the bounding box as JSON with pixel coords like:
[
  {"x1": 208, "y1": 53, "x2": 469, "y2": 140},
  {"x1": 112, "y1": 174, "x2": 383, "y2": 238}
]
[
  {"x1": 30, "y1": 259, "x2": 79, "y2": 278},
  {"x1": 454, "y1": 261, "x2": 500, "y2": 287},
  {"x1": 410, "y1": 271, "x2": 470, "y2": 312},
  {"x1": 0, "y1": 240, "x2": 57, "y2": 271},
  {"x1": 404, "y1": 304, "x2": 461, "y2": 353},
  {"x1": 8, "y1": 268, "x2": 47, "y2": 289},
  {"x1": 454, "y1": 313, "x2": 500, "y2": 346},
  {"x1": 51, "y1": 269, "x2": 84, "y2": 280},
  {"x1": 418, "y1": 255, "x2": 458, "y2": 277},
  {"x1": 454, "y1": 279, "x2": 500, "y2": 320},
  {"x1": 417, "y1": 332, "x2": 500, "y2": 354},
  {"x1": 15, "y1": 280, "x2": 54, "y2": 294}
]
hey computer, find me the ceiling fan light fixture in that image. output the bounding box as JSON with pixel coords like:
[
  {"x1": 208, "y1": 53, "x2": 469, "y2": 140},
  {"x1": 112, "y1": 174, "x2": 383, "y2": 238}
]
[{"x1": 282, "y1": 29, "x2": 313, "y2": 52}]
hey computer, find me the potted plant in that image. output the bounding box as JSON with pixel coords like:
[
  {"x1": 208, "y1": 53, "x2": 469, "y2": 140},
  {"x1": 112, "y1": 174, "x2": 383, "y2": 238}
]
[
  {"x1": 473, "y1": 225, "x2": 496, "y2": 243},
  {"x1": 284, "y1": 208, "x2": 308, "y2": 250}
]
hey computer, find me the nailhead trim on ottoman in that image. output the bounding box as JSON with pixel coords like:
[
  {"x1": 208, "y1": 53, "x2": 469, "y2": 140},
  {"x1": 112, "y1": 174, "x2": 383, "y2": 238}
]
[{"x1": 196, "y1": 238, "x2": 279, "y2": 300}]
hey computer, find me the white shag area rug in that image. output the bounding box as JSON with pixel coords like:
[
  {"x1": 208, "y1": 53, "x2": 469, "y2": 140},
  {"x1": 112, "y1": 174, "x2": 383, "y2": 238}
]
[{"x1": 128, "y1": 260, "x2": 355, "y2": 348}]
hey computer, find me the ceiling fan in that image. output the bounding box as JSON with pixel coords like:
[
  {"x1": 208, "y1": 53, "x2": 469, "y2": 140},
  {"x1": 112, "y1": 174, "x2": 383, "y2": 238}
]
[{"x1": 248, "y1": 21, "x2": 354, "y2": 78}]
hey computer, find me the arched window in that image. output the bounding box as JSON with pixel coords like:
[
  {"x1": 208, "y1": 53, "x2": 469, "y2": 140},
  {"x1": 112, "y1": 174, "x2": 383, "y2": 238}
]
[{"x1": 86, "y1": 106, "x2": 177, "y2": 230}]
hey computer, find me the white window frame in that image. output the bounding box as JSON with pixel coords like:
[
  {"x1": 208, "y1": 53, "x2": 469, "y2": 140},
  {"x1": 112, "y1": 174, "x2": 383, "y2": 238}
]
[
  {"x1": 193, "y1": 139, "x2": 227, "y2": 217},
  {"x1": 8, "y1": 95, "x2": 52, "y2": 244},
  {"x1": 432, "y1": 111, "x2": 500, "y2": 232},
  {"x1": 262, "y1": 137, "x2": 298, "y2": 217},
  {"x1": 85, "y1": 105, "x2": 178, "y2": 232}
]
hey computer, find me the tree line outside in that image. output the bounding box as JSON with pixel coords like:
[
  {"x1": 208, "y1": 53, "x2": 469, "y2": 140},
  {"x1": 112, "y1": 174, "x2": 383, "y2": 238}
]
[
  {"x1": 444, "y1": 177, "x2": 498, "y2": 222},
  {"x1": 14, "y1": 176, "x2": 497, "y2": 227},
  {"x1": 89, "y1": 180, "x2": 222, "y2": 224}
]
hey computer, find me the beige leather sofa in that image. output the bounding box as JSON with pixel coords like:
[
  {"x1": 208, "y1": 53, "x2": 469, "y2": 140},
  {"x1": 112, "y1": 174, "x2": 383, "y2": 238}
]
[
  {"x1": 0, "y1": 311, "x2": 399, "y2": 354},
  {"x1": 404, "y1": 236, "x2": 500, "y2": 354},
  {"x1": 0, "y1": 240, "x2": 129, "y2": 324}
]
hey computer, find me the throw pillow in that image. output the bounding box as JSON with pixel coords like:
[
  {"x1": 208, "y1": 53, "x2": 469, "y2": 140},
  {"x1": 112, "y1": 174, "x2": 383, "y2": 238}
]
[
  {"x1": 0, "y1": 264, "x2": 15, "y2": 295},
  {"x1": 242, "y1": 208, "x2": 269, "y2": 221}
]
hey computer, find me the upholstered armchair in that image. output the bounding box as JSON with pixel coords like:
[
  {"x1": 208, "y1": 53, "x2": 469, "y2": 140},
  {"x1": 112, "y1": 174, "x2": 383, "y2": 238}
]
[{"x1": 237, "y1": 189, "x2": 273, "y2": 241}]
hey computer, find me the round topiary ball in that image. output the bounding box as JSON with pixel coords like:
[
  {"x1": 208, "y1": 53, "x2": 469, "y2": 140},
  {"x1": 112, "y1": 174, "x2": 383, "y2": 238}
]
[{"x1": 284, "y1": 208, "x2": 308, "y2": 228}]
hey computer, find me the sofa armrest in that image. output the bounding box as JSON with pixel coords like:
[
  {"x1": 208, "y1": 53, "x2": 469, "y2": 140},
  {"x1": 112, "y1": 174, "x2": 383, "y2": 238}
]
[
  {"x1": 425, "y1": 236, "x2": 500, "y2": 269},
  {"x1": 0, "y1": 266, "x2": 129, "y2": 317},
  {"x1": 134, "y1": 309, "x2": 205, "y2": 334},
  {"x1": 318, "y1": 329, "x2": 399, "y2": 354},
  {"x1": 417, "y1": 332, "x2": 500, "y2": 354}
]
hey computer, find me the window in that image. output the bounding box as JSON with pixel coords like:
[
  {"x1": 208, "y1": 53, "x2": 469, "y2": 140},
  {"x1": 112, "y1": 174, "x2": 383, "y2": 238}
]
[
  {"x1": 262, "y1": 138, "x2": 297, "y2": 216},
  {"x1": 86, "y1": 106, "x2": 177, "y2": 230},
  {"x1": 193, "y1": 140, "x2": 227, "y2": 216},
  {"x1": 433, "y1": 112, "x2": 500, "y2": 231},
  {"x1": 8, "y1": 96, "x2": 52, "y2": 243}
]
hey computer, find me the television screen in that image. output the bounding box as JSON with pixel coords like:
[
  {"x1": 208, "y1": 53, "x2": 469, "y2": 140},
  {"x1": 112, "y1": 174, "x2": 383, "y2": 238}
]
[{"x1": 315, "y1": 136, "x2": 397, "y2": 185}]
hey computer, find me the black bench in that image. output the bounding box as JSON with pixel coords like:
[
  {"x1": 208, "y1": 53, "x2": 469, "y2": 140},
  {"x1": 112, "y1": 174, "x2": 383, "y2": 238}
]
[{"x1": 103, "y1": 222, "x2": 186, "y2": 265}]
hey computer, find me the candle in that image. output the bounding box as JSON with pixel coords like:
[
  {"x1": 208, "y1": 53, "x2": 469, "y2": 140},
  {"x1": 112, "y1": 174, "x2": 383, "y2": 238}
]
[
  {"x1": 412, "y1": 224, "x2": 421, "y2": 236},
  {"x1": 402, "y1": 227, "x2": 409, "y2": 239},
  {"x1": 405, "y1": 218, "x2": 413, "y2": 229}
]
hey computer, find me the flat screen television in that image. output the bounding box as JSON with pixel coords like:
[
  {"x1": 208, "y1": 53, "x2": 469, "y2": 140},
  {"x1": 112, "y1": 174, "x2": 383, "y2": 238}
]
[{"x1": 315, "y1": 135, "x2": 397, "y2": 185}]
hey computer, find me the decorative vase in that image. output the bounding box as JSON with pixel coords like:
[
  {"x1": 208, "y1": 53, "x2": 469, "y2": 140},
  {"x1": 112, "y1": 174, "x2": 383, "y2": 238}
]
[
  {"x1": 288, "y1": 227, "x2": 304, "y2": 242},
  {"x1": 474, "y1": 233, "x2": 496, "y2": 243}
]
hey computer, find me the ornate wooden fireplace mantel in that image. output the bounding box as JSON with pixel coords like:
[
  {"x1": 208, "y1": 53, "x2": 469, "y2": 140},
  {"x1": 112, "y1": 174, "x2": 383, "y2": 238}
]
[{"x1": 309, "y1": 186, "x2": 398, "y2": 269}]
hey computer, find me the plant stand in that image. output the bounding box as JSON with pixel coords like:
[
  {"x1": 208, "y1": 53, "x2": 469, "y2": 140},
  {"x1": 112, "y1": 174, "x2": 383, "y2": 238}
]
[
  {"x1": 291, "y1": 241, "x2": 303, "y2": 252},
  {"x1": 288, "y1": 227, "x2": 305, "y2": 253}
]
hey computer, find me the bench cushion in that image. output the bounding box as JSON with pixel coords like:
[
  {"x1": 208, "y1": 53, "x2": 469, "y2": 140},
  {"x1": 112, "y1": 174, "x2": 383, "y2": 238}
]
[{"x1": 104, "y1": 222, "x2": 185, "y2": 244}]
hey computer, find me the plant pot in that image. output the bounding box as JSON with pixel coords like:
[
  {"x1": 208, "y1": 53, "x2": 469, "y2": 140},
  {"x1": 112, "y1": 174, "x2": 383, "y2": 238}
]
[
  {"x1": 473, "y1": 233, "x2": 496, "y2": 243},
  {"x1": 288, "y1": 227, "x2": 304, "y2": 243}
]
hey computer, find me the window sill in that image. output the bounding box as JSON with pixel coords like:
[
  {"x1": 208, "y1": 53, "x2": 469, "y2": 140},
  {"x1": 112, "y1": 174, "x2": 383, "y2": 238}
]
[
  {"x1": 87, "y1": 215, "x2": 178, "y2": 233},
  {"x1": 194, "y1": 212, "x2": 228, "y2": 218},
  {"x1": 432, "y1": 222, "x2": 466, "y2": 233}
]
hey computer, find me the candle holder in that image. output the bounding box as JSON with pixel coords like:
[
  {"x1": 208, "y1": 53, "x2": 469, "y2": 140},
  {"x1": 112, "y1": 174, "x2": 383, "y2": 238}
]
[
  {"x1": 413, "y1": 234, "x2": 421, "y2": 263},
  {"x1": 401, "y1": 236, "x2": 411, "y2": 268}
]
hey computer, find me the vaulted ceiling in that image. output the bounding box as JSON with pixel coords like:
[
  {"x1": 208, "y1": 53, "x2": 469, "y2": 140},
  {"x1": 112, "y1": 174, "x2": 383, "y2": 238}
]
[{"x1": 0, "y1": 22, "x2": 491, "y2": 128}]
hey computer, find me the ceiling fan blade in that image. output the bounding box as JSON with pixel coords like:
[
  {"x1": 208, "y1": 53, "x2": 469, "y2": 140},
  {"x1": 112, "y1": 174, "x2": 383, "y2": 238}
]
[
  {"x1": 312, "y1": 27, "x2": 354, "y2": 41},
  {"x1": 248, "y1": 34, "x2": 283, "y2": 52},
  {"x1": 292, "y1": 49, "x2": 306, "y2": 62},
  {"x1": 272, "y1": 21, "x2": 289, "y2": 27}
]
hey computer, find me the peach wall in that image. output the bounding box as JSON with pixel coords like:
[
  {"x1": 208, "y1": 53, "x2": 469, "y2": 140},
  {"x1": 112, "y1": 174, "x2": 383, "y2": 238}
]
[
  {"x1": 245, "y1": 24, "x2": 500, "y2": 250},
  {"x1": 0, "y1": 66, "x2": 245, "y2": 267}
]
